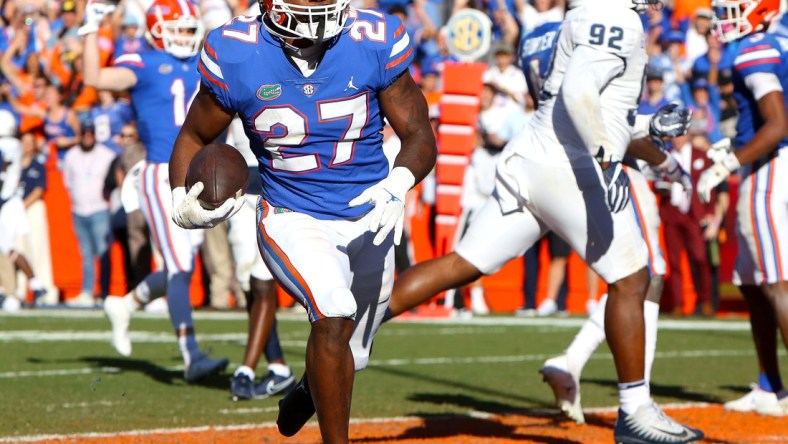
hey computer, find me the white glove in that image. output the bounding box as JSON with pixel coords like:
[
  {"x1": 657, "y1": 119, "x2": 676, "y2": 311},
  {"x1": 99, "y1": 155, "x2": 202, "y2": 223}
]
[
  {"x1": 652, "y1": 153, "x2": 692, "y2": 193},
  {"x1": 348, "y1": 167, "x2": 415, "y2": 246},
  {"x1": 707, "y1": 137, "x2": 732, "y2": 163},
  {"x1": 171, "y1": 183, "x2": 244, "y2": 229},
  {"x1": 77, "y1": 0, "x2": 116, "y2": 36},
  {"x1": 697, "y1": 152, "x2": 740, "y2": 203}
]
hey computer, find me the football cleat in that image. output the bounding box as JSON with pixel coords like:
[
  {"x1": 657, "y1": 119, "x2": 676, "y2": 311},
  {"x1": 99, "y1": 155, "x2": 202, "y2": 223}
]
[
  {"x1": 255, "y1": 370, "x2": 296, "y2": 399},
  {"x1": 184, "y1": 355, "x2": 229, "y2": 384},
  {"x1": 540, "y1": 355, "x2": 584, "y2": 424},
  {"x1": 614, "y1": 402, "x2": 704, "y2": 444},
  {"x1": 104, "y1": 296, "x2": 133, "y2": 357},
  {"x1": 277, "y1": 374, "x2": 315, "y2": 437},
  {"x1": 755, "y1": 394, "x2": 788, "y2": 417},
  {"x1": 31, "y1": 289, "x2": 47, "y2": 307},
  {"x1": 724, "y1": 384, "x2": 780, "y2": 412},
  {"x1": 230, "y1": 372, "x2": 255, "y2": 401}
]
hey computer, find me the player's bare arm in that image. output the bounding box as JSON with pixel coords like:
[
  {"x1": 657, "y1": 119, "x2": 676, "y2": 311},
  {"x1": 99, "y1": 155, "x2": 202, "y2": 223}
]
[
  {"x1": 379, "y1": 71, "x2": 437, "y2": 183},
  {"x1": 626, "y1": 137, "x2": 668, "y2": 165},
  {"x1": 169, "y1": 85, "x2": 234, "y2": 190},
  {"x1": 81, "y1": 20, "x2": 137, "y2": 91},
  {"x1": 732, "y1": 90, "x2": 788, "y2": 165}
]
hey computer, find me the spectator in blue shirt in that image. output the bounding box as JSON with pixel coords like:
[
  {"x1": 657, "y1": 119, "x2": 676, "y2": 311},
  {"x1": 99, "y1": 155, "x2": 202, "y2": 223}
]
[
  {"x1": 638, "y1": 65, "x2": 670, "y2": 115},
  {"x1": 90, "y1": 91, "x2": 135, "y2": 156},
  {"x1": 678, "y1": 75, "x2": 724, "y2": 143}
]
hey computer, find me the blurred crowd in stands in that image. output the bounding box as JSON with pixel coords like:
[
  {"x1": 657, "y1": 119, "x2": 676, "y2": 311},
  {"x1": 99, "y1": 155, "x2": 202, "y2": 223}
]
[{"x1": 0, "y1": 0, "x2": 782, "y2": 316}]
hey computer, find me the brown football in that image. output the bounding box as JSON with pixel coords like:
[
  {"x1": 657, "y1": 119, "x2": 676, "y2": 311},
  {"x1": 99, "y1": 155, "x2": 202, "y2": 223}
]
[{"x1": 185, "y1": 143, "x2": 249, "y2": 210}]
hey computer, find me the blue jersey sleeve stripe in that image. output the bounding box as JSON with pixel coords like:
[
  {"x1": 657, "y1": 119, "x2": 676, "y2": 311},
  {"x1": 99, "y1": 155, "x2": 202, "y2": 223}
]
[
  {"x1": 734, "y1": 48, "x2": 781, "y2": 66},
  {"x1": 736, "y1": 57, "x2": 780, "y2": 71},
  {"x1": 393, "y1": 23, "x2": 405, "y2": 38},
  {"x1": 389, "y1": 32, "x2": 410, "y2": 58},
  {"x1": 198, "y1": 61, "x2": 228, "y2": 90},
  {"x1": 385, "y1": 46, "x2": 413, "y2": 70},
  {"x1": 113, "y1": 53, "x2": 144, "y2": 68},
  {"x1": 200, "y1": 47, "x2": 224, "y2": 80}
]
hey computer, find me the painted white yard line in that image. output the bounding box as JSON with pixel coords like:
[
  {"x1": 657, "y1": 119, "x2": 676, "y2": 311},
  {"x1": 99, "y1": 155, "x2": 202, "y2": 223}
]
[
  {"x1": 1, "y1": 348, "x2": 777, "y2": 379},
  {"x1": 1, "y1": 309, "x2": 751, "y2": 331},
  {"x1": 0, "y1": 367, "x2": 122, "y2": 378},
  {"x1": 218, "y1": 406, "x2": 279, "y2": 415},
  {"x1": 0, "y1": 330, "x2": 308, "y2": 348},
  {"x1": 0, "y1": 402, "x2": 719, "y2": 443}
]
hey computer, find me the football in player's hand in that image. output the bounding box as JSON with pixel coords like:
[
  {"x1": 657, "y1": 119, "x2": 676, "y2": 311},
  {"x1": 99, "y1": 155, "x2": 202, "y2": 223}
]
[{"x1": 185, "y1": 143, "x2": 248, "y2": 210}]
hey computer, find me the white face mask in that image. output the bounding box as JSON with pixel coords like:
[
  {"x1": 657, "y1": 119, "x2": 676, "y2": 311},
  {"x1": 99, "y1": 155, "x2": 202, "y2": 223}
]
[{"x1": 262, "y1": 0, "x2": 351, "y2": 41}]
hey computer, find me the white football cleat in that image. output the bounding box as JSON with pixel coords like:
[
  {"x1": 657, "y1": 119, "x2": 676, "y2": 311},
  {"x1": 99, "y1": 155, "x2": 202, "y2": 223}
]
[
  {"x1": 724, "y1": 384, "x2": 779, "y2": 412},
  {"x1": 540, "y1": 354, "x2": 584, "y2": 424},
  {"x1": 104, "y1": 296, "x2": 133, "y2": 357},
  {"x1": 614, "y1": 401, "x2": 703, "y2": 443},
  {"x1": 756, "y1": 395, "x2": 788, "y2": 416}
]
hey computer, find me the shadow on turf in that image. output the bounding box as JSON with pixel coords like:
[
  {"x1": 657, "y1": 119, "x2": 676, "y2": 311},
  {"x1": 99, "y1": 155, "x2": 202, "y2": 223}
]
[
  {"x1": 28, "y1": 356, "x2": 229, "y2": 389},
  {"x1": 367, "y1": 364, "x2": 553, "y2": 408},
  {"x1": 582, "y1": 377, "x2": 726, "y2": 404},
  {"x1": 350, "y1": 396, "x2": 614, "y2": 443},
  {"x1": 351, "y1": 413, "x2": 587, "y2": 443}
]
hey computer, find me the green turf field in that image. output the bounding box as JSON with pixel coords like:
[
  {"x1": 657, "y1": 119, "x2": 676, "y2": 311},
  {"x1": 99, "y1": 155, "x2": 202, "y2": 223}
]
[{"x1": 0, "y1": 310, "x2": 783, "y2": 440}]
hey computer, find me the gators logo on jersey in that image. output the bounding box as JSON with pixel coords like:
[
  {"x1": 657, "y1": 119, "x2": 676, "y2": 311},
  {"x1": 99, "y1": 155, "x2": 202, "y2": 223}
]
[{"x1": 257, "y1": 84, "x2": 282, "y2": 101}]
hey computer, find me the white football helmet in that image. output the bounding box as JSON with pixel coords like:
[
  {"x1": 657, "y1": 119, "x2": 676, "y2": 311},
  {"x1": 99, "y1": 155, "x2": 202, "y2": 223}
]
[
  {"x1": 259, "y1": 0, "x2": 351, "y2": 41},
  {"x1": 146, "y1": 0, "x2": 205, "y2": 59},
  {"x1": 570, "y1": 0, "x2": 661, "y2": 12}
]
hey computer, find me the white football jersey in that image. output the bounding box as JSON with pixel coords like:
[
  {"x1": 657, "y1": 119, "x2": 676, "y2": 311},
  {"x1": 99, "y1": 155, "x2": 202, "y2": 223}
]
[{"x1": 513, "y1": 4, "x2": 647, "y2": 164}]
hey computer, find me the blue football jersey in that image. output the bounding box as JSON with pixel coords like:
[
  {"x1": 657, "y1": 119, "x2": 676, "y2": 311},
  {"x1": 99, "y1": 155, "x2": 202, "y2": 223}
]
[
  {"x1": 731, "y1": 32, "x2": 788, "y2": 151},
  {"x1": 518, "y1": 21, "x2": 561, "y2": 106},
  {"x1": 113, "y1": 49, "x2": 200, "y2": 163},
  {"x1": 91, "y1": 101, "x2": 136, "y2": 155},
  {"x1": 199, "y1": 10, "x2": 414, "y2": 220}
]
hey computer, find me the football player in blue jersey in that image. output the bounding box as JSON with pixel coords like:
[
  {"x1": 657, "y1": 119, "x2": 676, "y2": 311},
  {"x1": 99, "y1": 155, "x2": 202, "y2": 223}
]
[
  {"x1": 698, "y1": 0, "x2": 788, "y2": 416},
  {"x1": 80, "y1": 0, "x2": 231, "y2": 383},
  {"x1": 167, "y1": 0, "x2": 437, "y2": 441}
]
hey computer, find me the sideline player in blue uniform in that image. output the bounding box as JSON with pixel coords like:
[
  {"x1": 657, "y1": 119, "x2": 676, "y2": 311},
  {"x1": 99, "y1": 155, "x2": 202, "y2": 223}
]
[
  {"x1": 167, "y1": 0, "x2": 437, "y2": 441},
  {"x1": 699, "y1": 0, "x2": 788, "y2": 415},
  {"x1": 80, "y1": 0, "x2": 230, "y2": 382}
]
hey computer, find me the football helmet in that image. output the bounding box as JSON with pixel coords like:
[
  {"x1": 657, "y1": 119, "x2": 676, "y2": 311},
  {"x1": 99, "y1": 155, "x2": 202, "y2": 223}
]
[
  {"x1": 712, "y1": 0, "x2": 781, "y2": 42},
  {"x1": 259, "y1": 0, "x2": 351, "y2": 41},
  {"x1": 146, "y1": 0, "x2": 205, "y2": 59},
  {"x1": 568, "y1": 0, "x2": 661, "y2": 12}
]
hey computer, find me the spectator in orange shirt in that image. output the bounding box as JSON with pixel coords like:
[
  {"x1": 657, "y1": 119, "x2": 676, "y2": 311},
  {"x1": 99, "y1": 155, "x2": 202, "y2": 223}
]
[
  {"x1": 0, "y1": 28, "x2": 46, "y2": 138},
  {"x1": 3, "y1": 80, "x2": 80, "y2": 161}
]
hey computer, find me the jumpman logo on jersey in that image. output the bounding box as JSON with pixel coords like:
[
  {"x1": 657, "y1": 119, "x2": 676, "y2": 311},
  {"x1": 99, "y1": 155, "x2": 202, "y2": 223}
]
[{"x1": 345, "y1": 76, "x2": 359, "y2": 91}]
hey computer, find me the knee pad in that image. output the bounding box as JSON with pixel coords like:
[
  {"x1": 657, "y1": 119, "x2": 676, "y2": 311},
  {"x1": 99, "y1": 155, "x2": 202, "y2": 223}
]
[
  {"x1": 315, "y1": 288, "x2": 357, "y2": 320},
  {"x1": 353, "y1": 351, "x2": 369, "y2": 372}
]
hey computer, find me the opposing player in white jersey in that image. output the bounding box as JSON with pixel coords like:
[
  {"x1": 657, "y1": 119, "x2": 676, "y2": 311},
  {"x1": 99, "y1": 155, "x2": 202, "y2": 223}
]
[
  {"x1": 697, "y1": 0, "x2": 788, "y2": 416},
  {"x1": 539, "y1": 155, "x2": 672, "y2": 424},
  {"x1": 516, "y1": 9, "x2": 680, "y2": 425},
  {"x1": 389, "y1": 0, "x2": 703, "y2": 441},
  {"x1": 81, "y1": 0, "x2": 230, "y2": 382}
]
